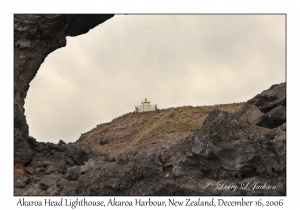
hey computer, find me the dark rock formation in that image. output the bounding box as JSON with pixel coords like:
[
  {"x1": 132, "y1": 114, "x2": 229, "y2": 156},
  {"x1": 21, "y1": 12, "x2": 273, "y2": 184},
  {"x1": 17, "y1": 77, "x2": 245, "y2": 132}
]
[
  {"x1": 15, "y1": 176, "x2": 31, "y2": 188},
  {"x1": 23, "y1": 188, "x2": 43, "y2": 196},
  {"x1": 40, "y1": 174, "x2": 62, "y2": 190},
  {"x1": 58, "y1": 140, "x2": 66, "y2": 145},
  {"x1": 234, "y1": 82, "x2": 286, "y2": 129},
  {"x1": 45, "y1": 157, "x2": 66, "y2": 174},
  {"x1": 186, "y1": 110, "x2": 285, "y2": 179},
  {"x1": 14, "y1": 14, "x2": 114, "y2": 164},
  {"x1": 25, "y1": 167, "x2": 34, "y2": 175},
  {"x1": 65, "y1": 166, "x2": 81, "y2": 181},
  {"x1": 15, "y1": 179, "x2": 27, "y2": 188},
  {"x1": 68, "y1": 144, "x2": 88, "y2": 165}
]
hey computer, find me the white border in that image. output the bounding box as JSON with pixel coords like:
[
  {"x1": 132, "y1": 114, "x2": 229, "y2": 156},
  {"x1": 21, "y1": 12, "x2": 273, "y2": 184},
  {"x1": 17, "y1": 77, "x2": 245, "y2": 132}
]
[{"x1": 2, "y1": 0, "x2": 298, "y2": 209}]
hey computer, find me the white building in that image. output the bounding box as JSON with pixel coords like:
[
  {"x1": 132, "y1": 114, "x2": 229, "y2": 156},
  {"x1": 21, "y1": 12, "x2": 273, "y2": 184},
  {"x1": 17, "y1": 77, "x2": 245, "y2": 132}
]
[{"x1": 135, "y1": 98, "x2": 157, "y2": 112}]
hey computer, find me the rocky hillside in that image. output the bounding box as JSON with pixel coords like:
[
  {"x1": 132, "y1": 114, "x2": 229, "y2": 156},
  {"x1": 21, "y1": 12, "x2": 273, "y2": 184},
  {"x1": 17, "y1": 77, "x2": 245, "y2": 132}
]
[
  {"x1": 14, "y1": 82, "x2": 286, "y2": 196},
  {"x1": 77, "y1": 103, "x2": 244, "y2": 157}
]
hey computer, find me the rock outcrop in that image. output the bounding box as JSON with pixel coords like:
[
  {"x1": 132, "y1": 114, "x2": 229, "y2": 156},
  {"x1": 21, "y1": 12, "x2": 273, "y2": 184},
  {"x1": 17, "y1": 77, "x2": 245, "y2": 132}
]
[
  {"x1": 14, "y1": 83, "x2": 286, "y2": 196},
  {"x1": 14, "y1": 14, "x2": 114, "y2": 164},
  {"x1": 233, "y1": 83, "x2": 286, "y2": 129}
]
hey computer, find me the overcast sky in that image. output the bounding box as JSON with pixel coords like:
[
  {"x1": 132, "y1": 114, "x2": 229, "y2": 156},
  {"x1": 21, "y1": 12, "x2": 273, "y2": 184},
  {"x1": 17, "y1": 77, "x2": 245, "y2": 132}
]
[{"x1": 24, "y1": 15, "x2": 285, "y2": 143}]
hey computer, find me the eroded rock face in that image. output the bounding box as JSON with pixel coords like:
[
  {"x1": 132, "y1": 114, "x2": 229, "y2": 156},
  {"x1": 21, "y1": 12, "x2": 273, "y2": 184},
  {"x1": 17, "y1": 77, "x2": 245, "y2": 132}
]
[
  {"x1": 186, "y1": 110, "x2": 286, "y2": 179},
  {"x1": 14, "y1": 14, "x2": 114, "y2": 164},
  {"x1": 234, "y1": 82, "x2": 286, "y2": 128}
]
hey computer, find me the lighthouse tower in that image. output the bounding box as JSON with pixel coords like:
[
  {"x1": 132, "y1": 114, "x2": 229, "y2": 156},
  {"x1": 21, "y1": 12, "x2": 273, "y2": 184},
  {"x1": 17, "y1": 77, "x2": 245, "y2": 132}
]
[
  {"x1": 135, "y1": 98, "x2": 158, "y2": 113},
  {"x1": 141, "y1": 98, "x2": 151, "y2": 112}
]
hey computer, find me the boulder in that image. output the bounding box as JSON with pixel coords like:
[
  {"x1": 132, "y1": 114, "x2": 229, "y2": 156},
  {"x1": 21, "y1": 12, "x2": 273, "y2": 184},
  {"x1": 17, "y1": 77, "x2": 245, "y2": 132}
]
[
  {"x1": 234, "y1": 83, "x2": 286, "y2": 129},
  {"x1": 14, "y1": 133, "x2": 33, "y2": 164},
  {"x1": 27, "y1": 136, "x2": 37, "y2": 146},
  {"x1": 58, "y1": 140, "x2": 66, "y2": 145},
  {"x1": 23, "y1": 188, "x2": 43, "y2": 196},
  {"x1": 247, "y1": 83, "x2": 286, "y2": 113},
  {"x1": 64, "y1": 166, "x2": 80, "y2": 181},
  {"x1": 15, "y1": 179, "x2": 26, "y2": 188},
  {"x1": 45, "y1": 165, "x2": 57, "y2": 174},
  {"x1": 253, "y1": 105, "x2": 286, "y2": 129},
  {"x1": 38, "y1": 161, "x2": 52, "y2": 167},
  {"x1": 21, "y1": 176, "x2": 31, "y2": 184},
  {"x1": 15, "y1": 175, "x2": 31, "y2": 188},
  {"x1": 25, "y1": 167, "x2": 34, "y2": 175},
  {"x1": 68, "y1": 145, "x2": 88, "y2": 165},
  {"x1": 45, "y1": 158, "x2": 66, "y2": 174},
  {"x1": 172, "y1": 166, "x2": 185, "y2": 177},
  {"x1": 78, "y1": 159, "x2": 116, "y2": 176},
  {"x1": 238, "y1": 106, "x2": 264, "y2": 124},
  {"x1": 40, "y1": 174, "x2": 62, "y2": 190},
  {"x1": 65, "y1": 157, "x2": 75, "y2": 166},
  {"x1": 35, "y1": 167, "x2": 41, "y2": 174},
  {"x1": 46, "y1": 185, "x2": 60, "y2": 196},
  {"x1": 254, "y1": 113, "x2": 275, "y2": 128},
  {"x1": 35, "y1": 144, "x2": 46, "y2": 152},
  {"x1": 267, "y1": 105, "x2": 286, "y2": 125},
  {"x1": 134, "y1": 147, "x2": 164, "y2": 178},
  {"x1": 47, "y1": 142, "x2": 61, "y2": 150}
]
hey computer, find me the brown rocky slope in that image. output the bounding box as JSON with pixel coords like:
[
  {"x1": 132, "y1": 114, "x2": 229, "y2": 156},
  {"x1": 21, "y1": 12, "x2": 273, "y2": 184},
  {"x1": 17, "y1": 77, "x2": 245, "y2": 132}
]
[
  {"x1": 14, "y1": 83, "x2": 286, "y2": 196},
  {"x1": 77, "y1": 103, "x2": 244, "y2": 157}
]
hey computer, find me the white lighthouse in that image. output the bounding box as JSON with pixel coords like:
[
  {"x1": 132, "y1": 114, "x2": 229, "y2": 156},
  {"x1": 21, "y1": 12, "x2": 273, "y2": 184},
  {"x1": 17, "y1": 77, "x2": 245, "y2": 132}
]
[
  {"x1": 135, "y1": 98, "x2": 157, "y2": 112},
  {"x1": 141, "y1": 98, "x2": 151, "y2": 112}
]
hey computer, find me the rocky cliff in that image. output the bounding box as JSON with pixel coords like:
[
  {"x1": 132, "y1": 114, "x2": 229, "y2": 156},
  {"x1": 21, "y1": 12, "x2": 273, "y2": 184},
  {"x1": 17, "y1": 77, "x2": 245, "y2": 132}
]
[
  {"x1": 14, "y1": 83, "x2": 286, "y2": 196},
  {"x1": 14, "y1": 14, "x2": 114, "y2": 164}
]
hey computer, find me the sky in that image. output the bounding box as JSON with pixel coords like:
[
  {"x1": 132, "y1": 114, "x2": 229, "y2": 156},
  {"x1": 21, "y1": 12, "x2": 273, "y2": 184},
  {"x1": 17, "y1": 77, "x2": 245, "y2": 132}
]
[{"x1": 24, "y1": 15, "x2": 286, "y2": 143}]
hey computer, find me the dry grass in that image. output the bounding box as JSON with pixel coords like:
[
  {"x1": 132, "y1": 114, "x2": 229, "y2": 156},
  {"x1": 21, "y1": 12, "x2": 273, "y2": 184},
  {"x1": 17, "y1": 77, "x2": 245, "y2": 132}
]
[{"x1": 78, "y1": 102, "x2": 244, "y2": 157}]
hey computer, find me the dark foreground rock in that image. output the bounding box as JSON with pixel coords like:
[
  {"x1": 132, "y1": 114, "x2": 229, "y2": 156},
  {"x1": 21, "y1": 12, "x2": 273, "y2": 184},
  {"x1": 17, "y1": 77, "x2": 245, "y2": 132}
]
[
  {"x1": 40, "y1": 174, "x2": 62, "y2": 190},
  {"x1": 14, "y1": 14, "x2": 114, "y2": 164},
  {"x1": 68, "y1": 145, "x2": 88, "y2": 165},
  {"x1": 15, "y1": 83, "x2": 286, "y2": 196},
  {"x1": 25, "y1": 167, "x2": 34, "y2": 175},
  {"x1": 234, "y1": 83, "x2": 286, "y2": 129}
]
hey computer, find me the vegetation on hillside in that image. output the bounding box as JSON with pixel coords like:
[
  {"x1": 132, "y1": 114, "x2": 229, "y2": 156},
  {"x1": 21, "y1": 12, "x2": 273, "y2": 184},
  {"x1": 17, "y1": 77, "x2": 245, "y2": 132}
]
[{"x1": 77, "y1": 103, "x2": 244, "y2": 157}]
